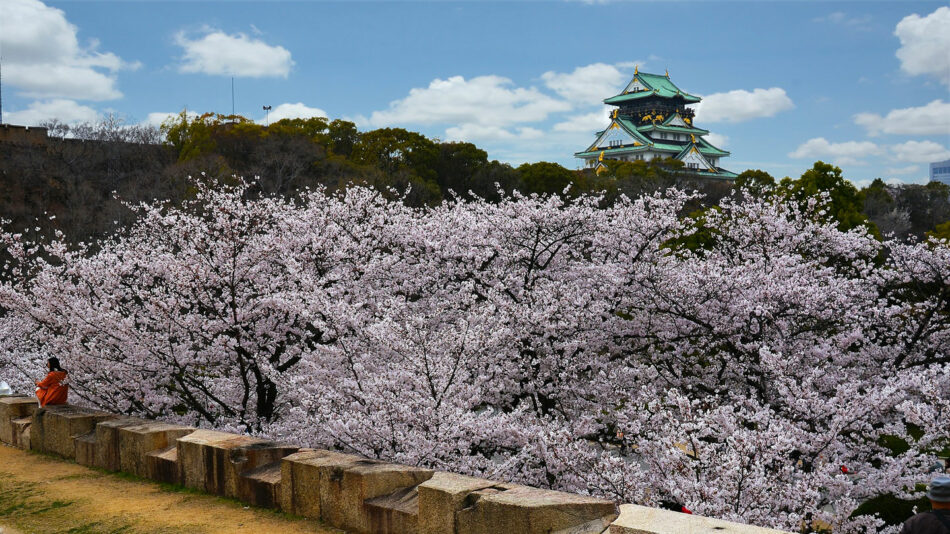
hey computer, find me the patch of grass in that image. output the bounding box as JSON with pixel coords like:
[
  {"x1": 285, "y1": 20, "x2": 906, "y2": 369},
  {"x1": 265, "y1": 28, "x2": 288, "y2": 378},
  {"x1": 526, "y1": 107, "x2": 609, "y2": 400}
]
[
  {"x1": 55, "y1": 473, "x2": 103, "y2": 481},
  {"x1": 31, "y1": 499, "x2": 75, "y2": 514},
  {"x1": 0, "y1": 474, "x2": 139, "y2": 534},
  {"x1": 67, "y1": 522, "x2": 134, "y2": 533}
]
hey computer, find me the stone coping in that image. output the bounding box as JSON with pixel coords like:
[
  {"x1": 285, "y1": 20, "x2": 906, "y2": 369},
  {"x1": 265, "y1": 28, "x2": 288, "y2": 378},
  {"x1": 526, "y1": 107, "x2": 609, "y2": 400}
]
[{"x1": 0, "y1": 396, "x2": 792, "y2": 534}]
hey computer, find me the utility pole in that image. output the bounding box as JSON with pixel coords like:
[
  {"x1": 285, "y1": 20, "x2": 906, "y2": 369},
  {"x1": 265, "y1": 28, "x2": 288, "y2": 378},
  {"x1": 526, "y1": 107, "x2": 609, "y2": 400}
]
[{"x1": 1, "y1": 53, "x2": 4, "y2": 125}]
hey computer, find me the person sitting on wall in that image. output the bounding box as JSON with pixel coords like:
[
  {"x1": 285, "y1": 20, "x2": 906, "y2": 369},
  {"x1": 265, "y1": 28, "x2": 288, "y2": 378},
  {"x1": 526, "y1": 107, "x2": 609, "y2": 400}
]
[
  {"x1": 35, "y1": 357, "x2": 68, "y2": 407},
  {"x1": 901, "y1": 474, "x2": 950, "y2": 534}
]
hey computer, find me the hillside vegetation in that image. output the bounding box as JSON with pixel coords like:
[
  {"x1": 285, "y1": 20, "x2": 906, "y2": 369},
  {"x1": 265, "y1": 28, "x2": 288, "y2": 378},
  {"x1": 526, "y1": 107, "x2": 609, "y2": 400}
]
[{"x1": 1, "y1": 113, "x2": 947, "y2": 247}]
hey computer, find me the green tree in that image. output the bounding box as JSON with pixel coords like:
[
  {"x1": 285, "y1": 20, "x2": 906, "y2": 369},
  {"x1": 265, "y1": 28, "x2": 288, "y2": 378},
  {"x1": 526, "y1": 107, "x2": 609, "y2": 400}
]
[
  {"x1": 432, "y1": 142, "x2": 488, "y2": 197},
  {"x1": 327, "y1": 120, "x2": 360, "y2": 158},
  {"x1": 735, "y1": 169, "x2": 776, "y2": 195},
  {"x1": 784, "y1": 161, "x2": 876, "y2": 235},
  {"x1": 352, "y1": 128, "x2": 437, "y2": 179},
  {"x1": 926, "y1": 220, "x2": 950, "y2": 242},
  {"x1": 516, "y1": 161, "x2": 577, "y2": 196}
]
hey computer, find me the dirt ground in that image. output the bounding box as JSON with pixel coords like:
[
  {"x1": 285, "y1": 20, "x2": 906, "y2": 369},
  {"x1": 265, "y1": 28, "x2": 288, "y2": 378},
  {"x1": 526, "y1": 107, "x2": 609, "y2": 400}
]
[{"x1": 0, "y1": 443, "x2": 342, "y2": 534}]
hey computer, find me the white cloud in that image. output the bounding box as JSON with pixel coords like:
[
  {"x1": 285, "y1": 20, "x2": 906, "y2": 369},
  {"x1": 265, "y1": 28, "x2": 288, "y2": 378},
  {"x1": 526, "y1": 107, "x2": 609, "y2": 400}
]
[
  {"x1": 704, "y1": 132, "x2": 729, "y2": 149},
  {"x1": 445, "y1": 124, "x2": 544, "y2": 143},
  {"x1": 884, "y1": 165, "x2": 920, "y2": 175},
  {"x1": 143, "y1": 111, "x2": 200, "y2": 128},
  {"x1": 366, "y1": 75, "x2": 570, "y2": 128},
  {"x1": 4, "y1": 99, "x2": 99, "y2": 125},
  {"x1": 694, "y1": 88, "x2": 794, "y2": 123},
  {"x1": 788, "y1": 137, "x2": 882, "y2": 166},
  {"x1": 540, "y1": 62, "x2": 639, "y2": 105},
  {"x1": 553, "y1": 109, "x2": 611, "y2": 133},
  {"x1": 813, "y1": 12, "x2": 872, "y2": 29},
  {"x1": 854, "y1": 100, "x2": 950, "y2": 136},
  {"x1": 261, "y1": 103, "x2": 328, "y2": 123},
  {"x1": 894, "y1": 6, "x2": 950, "y2": 86},
  {"x1": 890, "y1": 140, "x2": 950, "y2": 163},
  {"x1": 175, "y1": 29, "x2": 294, "y2": 78},
  {"x1": 0, "y1": 0, "x2": 133, "y2": 101}
]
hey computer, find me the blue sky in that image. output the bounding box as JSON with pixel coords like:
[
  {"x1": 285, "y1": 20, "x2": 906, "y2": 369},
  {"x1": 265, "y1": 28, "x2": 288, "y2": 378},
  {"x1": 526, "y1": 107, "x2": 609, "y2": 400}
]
[{"x1": 1, "y1": 1, "x2": 948, "y2": 186}]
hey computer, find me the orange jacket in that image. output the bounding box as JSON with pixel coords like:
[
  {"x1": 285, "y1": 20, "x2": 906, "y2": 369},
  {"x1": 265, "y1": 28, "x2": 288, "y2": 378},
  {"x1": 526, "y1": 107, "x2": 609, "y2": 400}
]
[{"x1": 36, "y1": 370, "x2": 68, "y2": 407}]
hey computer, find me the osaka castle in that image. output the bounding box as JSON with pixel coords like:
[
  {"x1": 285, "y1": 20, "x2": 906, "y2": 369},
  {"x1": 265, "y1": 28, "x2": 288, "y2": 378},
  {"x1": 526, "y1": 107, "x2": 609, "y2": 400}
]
[{"x1": 575, "y1": 68, "x2": 737, "y2": 179}]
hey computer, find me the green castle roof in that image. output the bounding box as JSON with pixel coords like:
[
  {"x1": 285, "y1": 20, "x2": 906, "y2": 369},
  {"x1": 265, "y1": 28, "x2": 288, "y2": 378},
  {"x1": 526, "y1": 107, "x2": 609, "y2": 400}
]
[
  {"x1": 637, "y1": 124, "x2": 710, "y2": 135},
  {"x1": 697, "y1": 137, "x2": 729, "y2": 156},
  {"x1": 605, "y1": 71, "x2": 702, "y2": 105}
]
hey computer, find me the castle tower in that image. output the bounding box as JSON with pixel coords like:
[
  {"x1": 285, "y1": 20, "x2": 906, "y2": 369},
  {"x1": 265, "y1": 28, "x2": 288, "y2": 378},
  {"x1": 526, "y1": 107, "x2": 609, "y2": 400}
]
[{"x1": 575, "y1": 68, "x2": 736, "y2": 178}]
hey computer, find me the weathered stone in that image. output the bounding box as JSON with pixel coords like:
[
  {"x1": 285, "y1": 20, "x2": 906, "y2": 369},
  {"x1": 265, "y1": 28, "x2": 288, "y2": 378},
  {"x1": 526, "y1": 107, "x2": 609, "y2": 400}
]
[
  {"x1": 456, "y1": 485, "x2": 618, "y2": 534},
  {"x1": 145, "y1": 444, "x2": 180, "y2": 485},
  {"x1": 319, "y1": 457, "x2": 434, "y2": 533},
  {"x1": 608, "y1": 504, "x2": 793, "y2": 534},
  {"x1": 238, "y1": 462, "x2": 283, "y2": 509},
  {"x1": 279, "y1": 449, "x2": 357, "y2": 518},
  {"x1": 279, "y1": 448, "x2": 434, "y2": 533},
  {"x1": 30, "y1": 405, "x2": 116, "y2": 458},
  {"x1": 74, "y1": 430, "x2": 97, "y2": 467},
  {"x1": 11, "y1": 417, "x2": 31, "y2": 449},
  {"x1": 176, "y1": 429, "x2": 298, "y2": 499},
  {"x1": 93, "y1": 416, "x2": 149, "y2": 471},
  {"x1": 365, "y1": 485, "x2": 420, "y2": 534},
  {"x1": 0, "y1": 396, "x2": 38, "y2": 445},
  {"x1": 118, "y1": 422, "x2": 194, "y2": 477},
  {"x1": 418, "y1": 472, "x2": 499, "y2": 534}
]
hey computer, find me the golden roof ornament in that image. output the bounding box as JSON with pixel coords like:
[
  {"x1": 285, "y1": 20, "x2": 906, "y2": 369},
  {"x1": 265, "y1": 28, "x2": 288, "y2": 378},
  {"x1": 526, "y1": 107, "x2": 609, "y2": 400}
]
[{"x1": 634, "y1": 64, "x2": 638, "y2": 75}]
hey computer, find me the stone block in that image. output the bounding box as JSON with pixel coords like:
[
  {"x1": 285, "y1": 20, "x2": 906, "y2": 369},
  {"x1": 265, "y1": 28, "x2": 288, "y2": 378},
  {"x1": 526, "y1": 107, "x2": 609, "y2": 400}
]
[
  {"x1": 93, "y1": 416, "x2": 149, "y2": 471},
  {"x1": 418, "y1": 472, "x2": 498, "y2": 534},
  {"x1": 365, "y1": 485, "x2": 420, "y2": 534},
  {"x1": 11, "y1": 417, "x2": 31, "y2": 449},
  {"x1": 118, "y1": 422, "x2": 194, "y2": 477},
  {"x1": 30, "y1": 405, "x2": 116, "y2": 458},
  {"x1": 176, "y1": 429, "x2": 298, "y2": 499},
  {"x1": 280, "y1": 449, "x2": 358, "y2": 518},
  {"x1": 145, "y1": 444, "x2": 180, "y2": 485},
  {"x1": 456, "y1": 485, "x2": 618, "y2": 534},
  {"x1": 319, "y1": 457, "x2": 434, "y2": 533},
  {"x1": 279, "y1": 449, "x2": 434, "y2": 533},
  {"x1": 608, "y1": 504, "x2": 794, "y2": 534},
  {"x1": 0, "y1": 396, "x2": 38, "y2": 445},
  {"x1": 238, "y1": 462, "x2": 283, "y2": 509},
  {"x1": 74, "y1": 430, "x2": 97, "y2": 467}
]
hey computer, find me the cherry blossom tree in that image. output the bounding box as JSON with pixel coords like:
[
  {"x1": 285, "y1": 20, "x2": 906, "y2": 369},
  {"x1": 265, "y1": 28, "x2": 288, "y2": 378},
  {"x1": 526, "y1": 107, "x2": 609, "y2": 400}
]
[{"x1": 1, "y1": 179, "x2": 947, "y2": 532}]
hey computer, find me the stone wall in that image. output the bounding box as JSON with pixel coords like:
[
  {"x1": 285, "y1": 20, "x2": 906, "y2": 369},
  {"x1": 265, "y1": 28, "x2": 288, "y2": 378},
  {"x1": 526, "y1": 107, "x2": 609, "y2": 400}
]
[
  {"x1": 0, "y1": 124, "x2": 49, "y2": 145},
  {"x1": 0, "y1": 396, "x2": 792, "y2": 534}
]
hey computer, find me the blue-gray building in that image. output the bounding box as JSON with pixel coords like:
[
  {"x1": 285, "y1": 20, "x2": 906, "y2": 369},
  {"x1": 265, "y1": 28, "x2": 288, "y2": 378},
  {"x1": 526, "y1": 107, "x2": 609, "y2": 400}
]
[{"x1": 932, "y1": 159, "x2": 950, "y2": 185}]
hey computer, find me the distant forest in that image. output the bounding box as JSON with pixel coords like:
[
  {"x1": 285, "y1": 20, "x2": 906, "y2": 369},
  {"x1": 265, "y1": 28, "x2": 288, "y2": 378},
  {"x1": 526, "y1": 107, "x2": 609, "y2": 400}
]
[{"x1": 2, "y1": 112, "x2": 948, "y2": 245}]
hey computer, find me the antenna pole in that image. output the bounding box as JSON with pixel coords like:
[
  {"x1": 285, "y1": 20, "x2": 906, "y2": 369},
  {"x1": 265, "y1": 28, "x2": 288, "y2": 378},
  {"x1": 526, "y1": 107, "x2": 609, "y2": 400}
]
[{"x1": 231, "y1": 77, "x2": 235, "y2": 119}]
